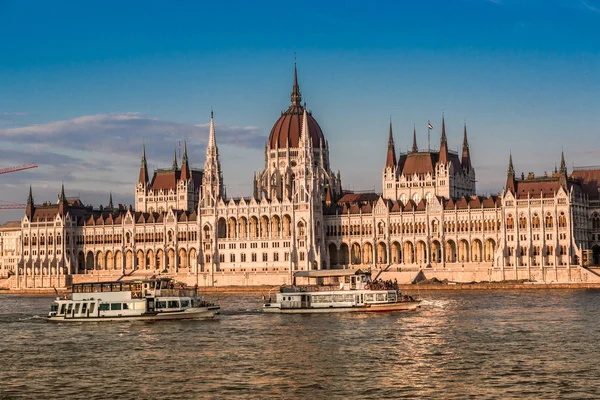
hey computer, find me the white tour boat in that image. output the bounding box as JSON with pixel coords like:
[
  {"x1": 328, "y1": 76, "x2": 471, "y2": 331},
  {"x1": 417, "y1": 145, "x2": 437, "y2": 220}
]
[
  {"x1": 262, "y1": 269, "x2": 420, "y2": 313},
  {"x1": 48, "y1": 278, "x2": 220, "y2": 322}
]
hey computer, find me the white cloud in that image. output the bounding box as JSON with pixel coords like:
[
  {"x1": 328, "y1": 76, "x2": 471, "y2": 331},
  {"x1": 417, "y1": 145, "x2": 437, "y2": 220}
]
[{"x1": 0, "y1": 112, "x2": 267, "y2": 222}]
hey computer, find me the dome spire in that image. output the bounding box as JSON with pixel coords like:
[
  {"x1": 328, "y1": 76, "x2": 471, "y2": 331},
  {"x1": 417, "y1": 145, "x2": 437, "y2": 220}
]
[
  {"x1": 291, "y1": 55, "x2": 302, "y2": 106},
  {"x1": 412, "y1": 124, "x2": 418, "y2": 153}
]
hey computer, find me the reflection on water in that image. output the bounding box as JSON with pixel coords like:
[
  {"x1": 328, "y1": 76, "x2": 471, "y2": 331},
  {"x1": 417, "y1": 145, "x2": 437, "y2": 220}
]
[{"x1": 1, "y1": 291, "x2": 600, "y2": 399}]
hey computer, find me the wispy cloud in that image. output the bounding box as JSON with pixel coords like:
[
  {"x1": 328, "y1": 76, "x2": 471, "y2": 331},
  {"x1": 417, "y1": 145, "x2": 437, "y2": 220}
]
[
  {"x1": 582, "y1": 1, "x2": 600, "y2": 13},
  {"x1": 0, "y1": 112, "x2": 266, "y2": 214}
]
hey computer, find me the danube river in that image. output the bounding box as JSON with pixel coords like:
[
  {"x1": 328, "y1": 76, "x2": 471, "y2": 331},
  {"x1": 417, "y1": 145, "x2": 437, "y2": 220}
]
[{"x1": 1, "y1": 289, "x2": 600, "y2": 399}]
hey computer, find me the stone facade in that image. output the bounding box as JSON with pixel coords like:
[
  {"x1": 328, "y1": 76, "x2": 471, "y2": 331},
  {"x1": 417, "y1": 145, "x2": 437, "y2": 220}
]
[{"x1": 9, "y1": 65, "x2": 600, "y2": 288}]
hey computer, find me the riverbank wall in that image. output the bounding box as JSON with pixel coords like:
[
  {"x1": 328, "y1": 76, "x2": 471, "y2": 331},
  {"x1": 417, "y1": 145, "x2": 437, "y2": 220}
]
[{"x1": 2, "y1": 265, "x2": 600, "y2": 294}]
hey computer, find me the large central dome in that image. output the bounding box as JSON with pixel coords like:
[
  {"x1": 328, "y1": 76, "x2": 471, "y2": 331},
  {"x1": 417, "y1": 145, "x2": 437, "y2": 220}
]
[{"x1": 267, "y1": 65, "x2": 325, "y2": 150}]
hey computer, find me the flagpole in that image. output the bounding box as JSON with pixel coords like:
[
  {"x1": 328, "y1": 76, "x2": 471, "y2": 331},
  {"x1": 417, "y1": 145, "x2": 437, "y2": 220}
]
[{"x1": 428, "y1": 120, "x2": 431, "y2": 152}]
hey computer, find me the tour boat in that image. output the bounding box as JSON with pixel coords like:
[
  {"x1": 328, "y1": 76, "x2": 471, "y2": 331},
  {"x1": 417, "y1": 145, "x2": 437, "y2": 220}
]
[
  {"x1": 47, "y1": 278, "x2": 220, "y2": 322},
  {"x1": 262, "y1": 269, "x2": 420, "y2": 313}
]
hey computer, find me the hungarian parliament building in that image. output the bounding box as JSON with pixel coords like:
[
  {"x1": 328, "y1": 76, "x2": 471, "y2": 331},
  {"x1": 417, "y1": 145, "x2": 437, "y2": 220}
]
[{"x1": 2, "y1": 65, "x2": 600, "y2": 284}]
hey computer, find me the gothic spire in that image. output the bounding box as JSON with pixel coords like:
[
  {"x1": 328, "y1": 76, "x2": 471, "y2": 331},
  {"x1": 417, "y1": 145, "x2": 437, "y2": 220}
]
[
  {"x1": 172, "y1": 146, "x2": 178, "y2": 170},
  {"x1": 412, "y1": 125, "x2": 418, "y2": 153},
  {"x1": 385, "y1": 117, "x2": 397, "y2": 168},
  {"x1": 180, "y1": 139, "x2": 191, "y2": 181},
  {"x1": 60, "y1": 183, "x2": 66, "y2": 201},
  {"x1": 58, "y1": 183, "x2": 68, "y2": 215},
  {"x1": 441, "y1": 114, "x2": 447, "y2": 145},
  {"x1": 439, "y1": 114, "x2": 449, "y2": 164},
  {"x1": 26, "y1": 185, "x2": 34, "y2": 218},
  {"x1": 291, "y1": 58, "x2": 302, "y2": 106},
  {"x1": 108, "y1": 192, "x2": 114, "y2": 209},
  {"x1": 461, "y1": 121, "x2": 471, "y2": 171},
  {"x1": 208, "y1": 110, "x2": 216, "y2": 150},
  {"x1": 506, "y1": 152, "x2": 516, "y2": 193},
  {"x1": 559, "y1": 150, "x2": 567, "y2": 174},
  {"x1": 138, "y1": 144, "x2": 149, "y2": 184},
  {"x1": 27, "y1": 185, "x2": 33, "y2": 205}
]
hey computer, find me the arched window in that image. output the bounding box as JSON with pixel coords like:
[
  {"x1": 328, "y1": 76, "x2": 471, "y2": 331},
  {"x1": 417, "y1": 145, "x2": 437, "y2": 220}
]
[
  {"x1": 558, "y1": 212, "x2": 567, "y2": 228},
  {"x1": 545, "y1": 213, "x2": 553, "y2": 229},
  {"x1": 506, "y1": 215, "x2": 514, "y2": 230}
]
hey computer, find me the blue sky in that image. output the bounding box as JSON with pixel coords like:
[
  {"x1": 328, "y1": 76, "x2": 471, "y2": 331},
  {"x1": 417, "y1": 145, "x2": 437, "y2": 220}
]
[{"x1": 1, "y1": 0, "x2": 600, "y2": 222}]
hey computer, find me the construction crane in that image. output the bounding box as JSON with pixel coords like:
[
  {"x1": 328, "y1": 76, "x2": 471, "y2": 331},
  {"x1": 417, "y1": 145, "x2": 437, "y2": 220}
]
[
  {"x1": 0, "y1": 201, "x2": 26, "y2": 210},
  {"x1": 0, "y1": 163, "x2": 37, "y2": 175},
  {"x1": 0, "y1": 163, "x2": 38, "y2": 210}
]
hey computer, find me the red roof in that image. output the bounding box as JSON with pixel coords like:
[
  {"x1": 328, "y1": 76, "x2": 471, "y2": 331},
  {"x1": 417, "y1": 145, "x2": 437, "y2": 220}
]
[{"x1": 571, "y1": 168, "x2": 600, "y2": 200}]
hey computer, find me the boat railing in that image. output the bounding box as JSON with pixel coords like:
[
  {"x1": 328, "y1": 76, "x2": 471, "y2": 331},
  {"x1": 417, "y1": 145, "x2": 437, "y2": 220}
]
[
  {"x1": 154, "y1": 288, "x2": 198, "y2": 297},
  {"x1": 281, "y1": 284, "x2": 347, "y2": 293}
]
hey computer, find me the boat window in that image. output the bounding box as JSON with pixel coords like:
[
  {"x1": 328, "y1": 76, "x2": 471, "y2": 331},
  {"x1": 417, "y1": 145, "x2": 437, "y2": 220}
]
[
  {"x1": 89, "y1": 303, "x2": 96, "y2": 314},
  {"x1": 59, "y1": 304, "x2": 66, "y2": 314},
  {"x1": 50, "y1": 304, "x2": 58, "y2": 312},
  {"x1": 123, "y1": 303, "x2": 133, "y2": 310},
  {"x1": 73, "y1": 285, "x2": 81, "y2": 293},
  {"x1": 345, "y1": 277, "x2": 351, "y2": 283},
  {"x1": 81, "y1": 303, "x2": 88, "y2": 314},
  {"x1": 122, "y1": 283, "x2": 131, "y2": 291},
  {"x1": 83, "y1": 285, "x2": 92, "y2": 293},
  {"x1": 99, "y1": 303, "x2": 110, "y2": 311},
  {"x1": 156, "y1": 301, "x2": 167, "y2": 309},
  {"x1": 92, "y1": 284, "x2": 101, "y2": 292},
  {"x1": 74, "y1": 303, "x2": 81, "y2": 314},
  {"x1": 111, "y1": 283, "x2": 122, "y2": 292},
  {"x1": 102, "y1": 284, "x2": 111, "y2": 292},
  {"x1": 168, "y1": 300, "x2": 179, "y2": 308},
  {"x1": 67, "y1": 304, "x2": 73, "y2": 314},
  {"x1": 181, "y1": 300, "x2": 190, "y2": 308},
  {"x1": 110, "y1": 303, "x2": 122, "y2": 311}
]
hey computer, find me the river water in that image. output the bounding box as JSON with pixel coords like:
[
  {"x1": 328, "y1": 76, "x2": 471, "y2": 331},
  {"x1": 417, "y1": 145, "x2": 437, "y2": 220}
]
[{"x1": 1, "y1": 289, "x2": 600, "y2": 399}]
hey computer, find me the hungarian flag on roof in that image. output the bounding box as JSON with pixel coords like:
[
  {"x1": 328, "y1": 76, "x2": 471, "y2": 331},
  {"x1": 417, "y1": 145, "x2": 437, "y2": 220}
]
[{"x1": 428, "y1": 122, "x2": 433, "y2": 129}]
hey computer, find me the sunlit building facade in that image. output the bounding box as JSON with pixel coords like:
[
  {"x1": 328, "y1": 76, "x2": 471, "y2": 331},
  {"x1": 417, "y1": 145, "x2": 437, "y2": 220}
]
[{"x1": 12, "y1": 66, "x2": 600, "y2": 286}]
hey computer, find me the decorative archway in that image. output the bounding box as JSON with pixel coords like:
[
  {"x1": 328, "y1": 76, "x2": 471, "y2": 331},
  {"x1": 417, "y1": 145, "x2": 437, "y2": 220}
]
[
  {"x1": 136, "y1": 250, "x2": 145, "y2": 270},
  {"x1": 167, "y1": 248, "x2": 175, "y2": 271},
  {"x1": 363, "y1": 242, "x2": 373, "y2": 264},
  {"x1": 115, "y1": 250, "x2": 123, "y2": 270},
  {"x1": 217, "y1": 218, "x2": 227, "y2": 239},
  {"x1": 125, "y1": 250, "x2": 133, "y2": 270},
  {"x1": 459, "y1": 239, "x2": 470, "y2": 263},
  {"x1": 351, "y1": 243, "x2": 362, "y2": 265},
  {"x1": 377, "y1": 242, "x2": 387, "y2": 264},
  {"x1": 403, "y1": 241, "x2": 414, "y2": 264},
  {"x1": 416, "y1": 241, "x2": 427, "y2": 265},
  {"x1": 105, "y1": 251, "x2": 114, "y2": 270},
  {"x1": 471, "y1": 239, "x2": 483, "y2": 263},
  {"x1": 179, "y1": 248, "x2": 188, "y2": 269},
  {"x1": 391, "y1": 241, "x2": 402, "y2": 264},
  {"x1": 146, "y1": 249, "x2": 155, "y2": 269},
  {"x1": 431, "y1": 240, "x2": 441, "y2": 263},
  {"x1": 328, "y1": 243, "x2": 338, "y2": 267},
  {"x1": 85, "y1": 251, "x2": 94, "y2": 270},
  {"x1": 339, "y1": 243, "x2": 349, "y2": 265},
  {"x1": 96, "y1": 251, "x2": 104, "y2": 270},
  {"x1": 445, "y1": 240, "x2": 456, "y2": 263},
  {"x1": 484, "y1": 239, "x2": 496, "y2": 262}
]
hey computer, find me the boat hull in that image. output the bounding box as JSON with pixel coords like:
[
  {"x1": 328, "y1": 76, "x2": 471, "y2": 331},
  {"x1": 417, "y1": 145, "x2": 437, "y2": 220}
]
[
  {"x1": 48, "y1": 306, "x2": 220, "y2": 322},
  {"x1": 262, "y1": 301, "x2": 420, "y2": 314}
]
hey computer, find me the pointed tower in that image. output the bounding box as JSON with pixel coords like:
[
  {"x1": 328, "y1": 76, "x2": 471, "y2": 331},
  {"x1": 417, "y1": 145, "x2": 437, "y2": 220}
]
[
  {"x1": 559, "y1": 150, "x2": 568, "y2": 188},
  {"x1": 58, "y1": 183, "x2": 68, "y2": 216},
  {"x1": 385, "y1": 118, "x2": 397, "y2": 168},
  {"x1": 172, "y1": 146, "x2": 178, "y2": 171},
  {"x1": 26, "y1": 185, "x2": 34, "y2": 219},
  {"x1": 108, "y1": 192, "x2": 114, "y2": 209},
  {"x1": 461, "y1": 121, "x2": 472, "y2": 171},
  {"x1": 202, "y1": 111, "x2": 224, "y2": 206},
  {"x1": 506, "y1": 152, "x2": 516, "y2": 193},
  {"x1": 291, "y1": 59, "x2": 302, "y2": 106},
  {"x1": 382, "y1": 118, "x2": 398, "y2": 200},
  {"x1": 138, "y1": 144, "x2": 149, "y2": 185},
  {"x1": 439, "y1": 115, "x2": 449, "y2": 164},
  {"x1": 412, "y1": 126, "x2": 418, "y2": 153},
  {"x1": 180, "y1": 139, "x2": 191, "y2": 181}
]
